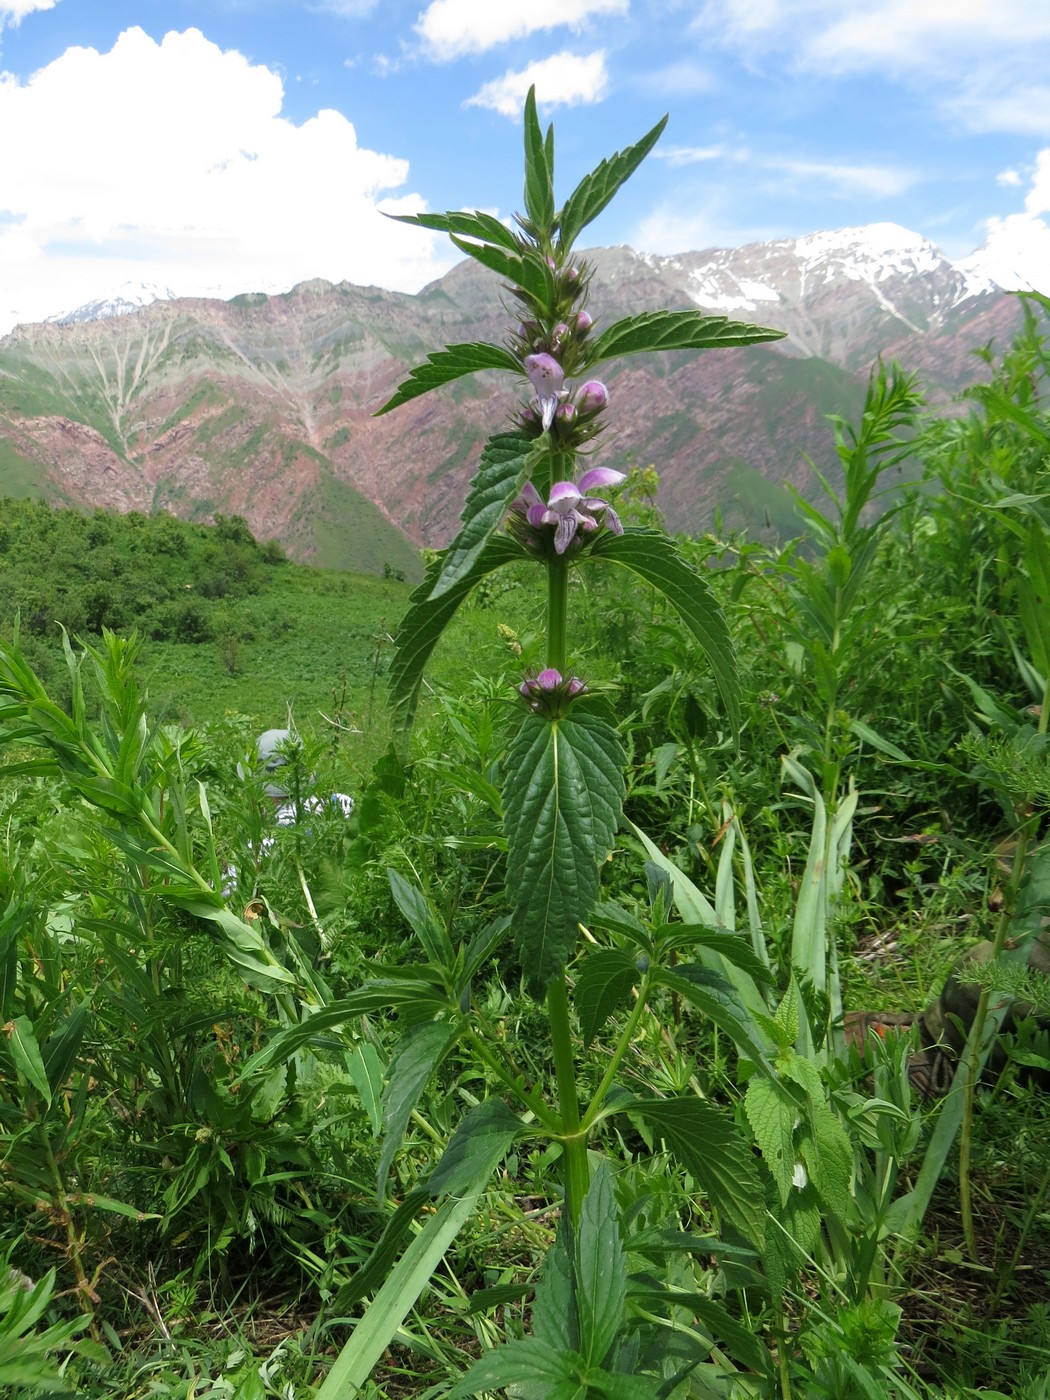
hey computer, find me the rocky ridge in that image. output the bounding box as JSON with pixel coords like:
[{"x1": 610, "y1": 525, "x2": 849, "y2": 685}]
[{"x1": 0, "y1": 226, "x2": 1023, "y2": 572}]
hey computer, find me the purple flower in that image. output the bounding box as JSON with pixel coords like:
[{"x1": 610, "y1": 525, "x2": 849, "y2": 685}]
[
  {"x1": 513, "y1": 467, "x2": 626, "y2": 554},
  {"x1": 575, "y1": 310, "x2": 593, "y2": 334},
  {"x1": 524, "y1": 352, "x2": 565, "y2": 431}
]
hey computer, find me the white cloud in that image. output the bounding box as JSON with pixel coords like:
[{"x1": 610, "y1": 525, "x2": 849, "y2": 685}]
[
  {"x1": 0, "y1": 27, "x2": 457, "y2": 334},
  {"x1": 416, "y1": 0, "x2": 627, "y2": 61},
  {"x1": 694, "y1": 0, "x2": 1050, "y2": 133},
  {"x1": 0, "y1": 0, "x2": 56, "y2": 22},
  {"x1": 965, "y1": 149, "x2": 1050, "y2": 293},
  {"x1": 997, "y1": 168, "x2": 1023, "y2": 187},
  {"x1": 656, "y1": 144, "x2": 731, "y2": 167},
  {"x1": 770, "y1": 156, "x2": 915, "y2": 199},
  {"x1": 632, "y1": 203, "x2": 774, "y2": 255},
  {"x1": 465, "y1": 50, "x2": 608, "y2": 118}
]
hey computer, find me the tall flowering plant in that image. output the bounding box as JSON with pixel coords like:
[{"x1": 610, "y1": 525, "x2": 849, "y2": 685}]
[{"x1": 311, "y1": 92, "x2": 793, "y2": 1395}]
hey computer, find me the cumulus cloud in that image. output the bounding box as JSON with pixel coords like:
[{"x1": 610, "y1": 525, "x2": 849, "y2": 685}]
[
  {"x1": 966, "y1": 149, "x2": 1050, "y2": 292},
  {"x1": 416, "y1": 0, "x2": 627, "y2": 61},
  {"x1": 465, "y1": 49, "x2": 608, "y2": 118},
  {"x1": 0, "y1": 26, "x2": 457, "y2": 333}
]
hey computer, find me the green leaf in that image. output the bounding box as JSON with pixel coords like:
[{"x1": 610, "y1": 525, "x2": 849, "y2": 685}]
[
  {"x1": 428, "y1": 1097, "x2": 525, "y2": 1198},
  {"x1": 745, "y1": 1077, "x2": 797, "y2": 1206},
  {"x1": 448, "y1": 235, "x2": 527, "y2": 286},
  {"x1": 589, "y1": 530, "x2": 739, "y2": 731},
  {"x1": 388, "y1": 868, "x2": 454, "y2": 968},
  {"x1": 388, "y1": 208, "x2": 521, "y2": 251},
  {"x1": 577, "y1": 1162, "x2": 625, "y2": 1367},
  {"x1": 575, "y1": 947, "x2": 639, "y2": 1048},
  {"x1": 449, "y1": 1338, "x2": 577, "y2": 1399},
  {"x1": 41, "y1": 1005, "x2": 88, "y2": 1095},
  {"x1": 801, "y1": 1105, "x2": 853, "y2": 1219},
  {"x1": 626, "y1": 1096, "x2": 765, "y2": 1246},
  {"x1": 627, "y1": 1286, "x2": 773, "y2": 1378},
  {"x1": 531, "y1": 1221, "x2": 576, "y2": 1352},
  {"x1": 502, "y1": 709, "x2": 625, "y2": 997},
  {"x1": 347, "y1": 1042, "x2": 385, "y2": 1137},
  {"x1": 428, "y1": 433, "x2": 539, "y2": 601},
  {"x1": 7, "y1": 1015, "x2": 51, "y2": 1105},
  {"x1": 459, "y1": 915, "x2": 512, "y2": 987},
  {"x1": 523, "y1": 86, "x2": 554, "y2": 232},
  {"x1": 391, "y1": 536, "x2": 526, "y2": 724},
  {"x1": 181, "y1": 902, "x2": 300, "y2": 995},
  {"x1": 652, "y1": 965, "x2": 776, "y2": 1079},
  {"x1": 378, "y1": 1020, "x2": 459, "y2": 1198},
  {"x1": 375, "y1": 342, "x2": 522, "y2": 417},
  {"x1": 590, "y1": 309, "x2": 785, "y2": 361},
  {"x1": 558, "y1": 114, "x2": 668, "y2": 250},
  {"x1": 239, "y1": 986, "x2": 442, "y2": 1077},
  {"x1": 315, "y1": 1190, "x2": 480, "y2": 1400},
  {"x1": 653, "y1": 924, "x2": 774, "y2": 989},
  {"x1": 332, "y1": 1185, "x2": 429, "y2": 1311}
]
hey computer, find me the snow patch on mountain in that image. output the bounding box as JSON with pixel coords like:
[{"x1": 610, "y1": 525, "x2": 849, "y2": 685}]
[{"x1": 48, "y1": 281, "x2": 182, "y2": 326}]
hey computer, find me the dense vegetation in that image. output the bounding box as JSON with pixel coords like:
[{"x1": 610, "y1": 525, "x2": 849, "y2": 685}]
[{"x1": 2, "y1": 97, "x2": 1050, "y2": 1399}]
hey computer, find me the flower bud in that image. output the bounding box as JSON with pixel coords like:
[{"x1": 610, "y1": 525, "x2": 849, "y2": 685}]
[
  {"x1": 575, "y1": 310, "x2": 593, "y2": 334},
  {"x1": 576, "y1": 380, "x2": 609, "y2": 416}
]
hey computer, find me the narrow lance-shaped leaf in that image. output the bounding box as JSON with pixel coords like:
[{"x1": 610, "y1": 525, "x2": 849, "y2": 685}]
[
  {"x1": 7, "y1": 1015, "x2": 52, "y2": 1106},
  {"x1": 375, "y1": 342, "x2": 522, "y2": 417},
  {"x1": 428, "y1": 433, "x2": 540, "y2": 601},
  {"x1": 387, "y1": 208, "x2": 521, "y2": 251},
  {"x1": 558, "y1": 114, "x2": 668, "y2": 251},
  {"x1": 390, "y1": 536, "x2": 527, "y2": 725},
  {"x1": 589, "y1": 529, "x2": 740, "y2": 731},
  {"x1": 590, "y1": 310, "x2": 786, "y2": 361},
  {"x1": 378, "y1": 1020, "x2": 460, "y2": 1198},
  {"x1": 502, "y1": 708, "x2": 625, "y2": 998},
  {"x1": 523, "y1": 85, "x2": 554, "y2": 232}
]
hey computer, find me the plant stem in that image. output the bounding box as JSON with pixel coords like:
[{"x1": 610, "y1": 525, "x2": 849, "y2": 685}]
[
  {"x1": 580, "y1": 974, "x2": 653, "y2": 1132},
  {"x1": 546, "y1": 554, "x2": 569, "y2": 674},
  {"x1": 462, "y1": 1025, "x2": 560, "y2": 1132},
  {"x1": 546, "y1": 970, "x2": 589, "y2": 1227}
]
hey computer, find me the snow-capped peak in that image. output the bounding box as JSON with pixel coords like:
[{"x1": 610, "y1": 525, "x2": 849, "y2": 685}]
[{"x1": 47, "y1": 281, "x2": 180, "y2": 326}]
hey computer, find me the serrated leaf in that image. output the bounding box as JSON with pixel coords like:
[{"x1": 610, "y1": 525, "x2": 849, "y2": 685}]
[
  {"x1": 390, "y1": 535, "x2": 526, "y2": 724},
  {"x1": 448, "y1": 234, "x2": 527, "y2": 286},
  {"x1": 745, "y1": 1078, "x2": 797, "y2": 1206},
  {"x1": 429, "y1": 433, "x2": 539, "y2": 600},
  {"x1": 590, "y1": 310, "x2": 785, "y2": 360},
  {"x1": 653, "y1": 965, "x2": 775, "y2": 1078},
  {"x1": 428, "y1": 1097, "x2": 524, "y2": 1198},
  {"x1": 388, "y1": 208, "x2": 520, "y2": 251},
  {"x1": 532, "y1": 1219, "x2": 576, "y2": 1352},
  {"x1": 576, "y1": 947, "x2": 639, "y2": 1047},
  {"x1": 590, "y1": 530, "x2": 739, "y2": 731},
  {"x1": 802, "y1": 1105, "x2": 853, "y2": 1219},
  {"x1": 448, "y1": 1338, "x2": 577, "y2": 1399},
  {"x1": 523, "y1": 86, "x2": 554, "y2": 232},
  {"x1": 626, "y1": 1096, "x2": 765, "y2": 1246},
  {"x1": 558, "y1": 115, "x2": 668, "y2": 250},
  {"x1": 577, "y1": 1162, "x2": 625, "y2": 1367},
  {"x1": 459, "y1": 915, "x2": 512, "y2": 987},
  {"x1": 502, "y1": 709, "x2": 625, "y2": 997},
  {"x1": 378, "y1": 1020, "x2": 459, "y2": 1198},
  {"x1": 653, "y1": 924, "x2": 774, "y2": 989},
  {"x1": 7, "y1": 1015, "x2": 51, "y2": 1105},
  {"x1": 375, "y1": 342, "x2": 522, "y2": 417}
]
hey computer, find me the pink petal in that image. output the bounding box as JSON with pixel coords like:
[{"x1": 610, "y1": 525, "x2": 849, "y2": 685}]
[
  {"x1": 578, "y1": 466, "x2": 626, "y2": 493},
  {"x1": 548, "y1": 480, "x2": 582, "y2": 507}
]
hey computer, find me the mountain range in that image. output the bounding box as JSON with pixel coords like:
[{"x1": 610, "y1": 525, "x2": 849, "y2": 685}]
[{"x1": 0, "y1": 222, "x2": 1023, "y2": 575}]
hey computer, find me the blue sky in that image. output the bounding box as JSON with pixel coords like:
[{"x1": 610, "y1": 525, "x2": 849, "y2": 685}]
[{"x1": 1, "y1": 0, "x2": 1048, "y2": 333}]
